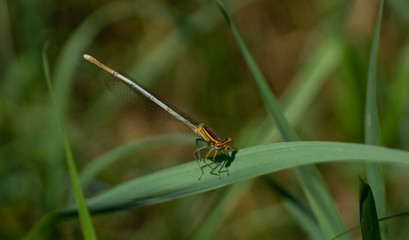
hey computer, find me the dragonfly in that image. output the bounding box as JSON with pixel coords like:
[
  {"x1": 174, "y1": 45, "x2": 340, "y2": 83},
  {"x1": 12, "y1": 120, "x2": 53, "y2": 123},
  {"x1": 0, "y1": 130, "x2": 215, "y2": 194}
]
[{"x1": 83, "y1": 54, "x2": 235, "y2": 180}]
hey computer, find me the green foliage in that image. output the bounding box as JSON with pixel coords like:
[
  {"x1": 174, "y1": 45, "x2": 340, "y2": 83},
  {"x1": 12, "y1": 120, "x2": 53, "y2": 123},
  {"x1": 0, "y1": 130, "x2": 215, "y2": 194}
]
[
  {"x1": 1, "y1": 0, "x2": 409, "y2": 239},
  {"x1": 42, "y1": 46, "x2": 97, "y2": 239},
  {"x1": 364, "y1": 0, "x2": 386, "y2": 238},
  {"x1": 359, "y1": 177, "x2": 381, "y2": 240},
  {"x1": 216, "y1": 1, "x2": 347, "y2": 238},
  {"x1": 62, "y1": 141, "x2": 409, "y2": 216}
]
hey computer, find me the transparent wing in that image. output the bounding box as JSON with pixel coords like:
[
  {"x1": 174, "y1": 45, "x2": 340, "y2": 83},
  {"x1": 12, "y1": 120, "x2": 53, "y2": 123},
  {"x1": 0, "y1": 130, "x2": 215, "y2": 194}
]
[{"x1": 104, "y1": 74, "x2": 201, "y2": 128}]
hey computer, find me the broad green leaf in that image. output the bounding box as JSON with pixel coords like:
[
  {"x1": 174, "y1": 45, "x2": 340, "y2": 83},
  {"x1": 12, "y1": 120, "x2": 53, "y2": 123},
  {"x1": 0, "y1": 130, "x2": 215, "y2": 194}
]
[{"x1": 59, "y1": 142, "x2": 409, "y2": 219}]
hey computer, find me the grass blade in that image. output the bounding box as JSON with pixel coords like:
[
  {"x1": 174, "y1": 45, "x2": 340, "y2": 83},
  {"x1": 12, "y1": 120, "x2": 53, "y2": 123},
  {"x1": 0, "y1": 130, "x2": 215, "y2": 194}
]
[
  {"x1": 42, "y1": 45, "x2": 97, "y2": 240},
  {"x1": 192, "y1": 38, "x2": 342, "y2": 240},
  {"x1": 216, "y1": 0, "x2": 297, "y2": 142},
  {"x1": 359, "y1": 177, "x2": 381, "y2": 240},
  {"x1": 364, "y1": 0, "x2": 386, "y2": 237},
  {"x1": 39, "y1": 1, "x2": 146, "y2": 214},
  {"x1": 58, "y1": 142, "x2": 409, "y2": 220},
  {"x1": 216, "y1": 1, "x2": 348, "y2": 238},
  {"x1": 262, "y1": 176, "x2": 326, "y2": 239},
  {"x1": 365, "y1": 0, "x2": 383, "y2": 146}
]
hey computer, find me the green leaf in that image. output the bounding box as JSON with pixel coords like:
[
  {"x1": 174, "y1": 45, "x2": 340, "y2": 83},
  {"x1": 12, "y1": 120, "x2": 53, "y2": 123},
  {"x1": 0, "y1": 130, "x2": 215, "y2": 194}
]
[
  {"x1": 192, "y1": 38, "x2": 342, "y2": 240},
  {"x1": 359, "y1": 177, "x2": 381, "y2": 240},
  {"x1": 365, "y1": 0, "x2": 383, "y2": 145},
  {"x1": 364, "y1": 0, "x2": 386, "y2": 238},
  {"x1": 58, "y1": 142, "x2": 409, "y2": 219},
  {"x1": 42, "y1": 45, "x2": 97, "y2": 240},
  {"x1": 216, "y1": 0, "x2": 348, "y2": 238},
  {"x1": 216, "y1": 0, "x2": 297, "y2": 142}
]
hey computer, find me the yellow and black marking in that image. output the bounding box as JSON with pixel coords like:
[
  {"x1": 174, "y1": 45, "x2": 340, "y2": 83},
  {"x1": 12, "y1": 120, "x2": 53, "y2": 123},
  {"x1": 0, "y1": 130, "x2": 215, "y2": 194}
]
[
  {"x1": 195, "y1": 124, "x2": 232, "y2": 151},
  {"x1": 193, "y1": 124, "x2": 233, "y2": 180}
]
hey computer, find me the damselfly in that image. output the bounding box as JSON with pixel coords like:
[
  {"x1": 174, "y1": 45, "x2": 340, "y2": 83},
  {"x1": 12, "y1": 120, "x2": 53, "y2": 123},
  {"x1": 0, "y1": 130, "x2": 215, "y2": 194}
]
[{"x1": 83, "y1": 54, "x2": 234, "y2": 180}]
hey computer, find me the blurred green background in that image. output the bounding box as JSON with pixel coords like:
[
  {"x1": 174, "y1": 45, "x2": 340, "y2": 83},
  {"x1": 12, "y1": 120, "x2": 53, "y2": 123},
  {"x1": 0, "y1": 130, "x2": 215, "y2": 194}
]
[{"x1": 1, "y1": 0, "x2": 409, "y2": 239}]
